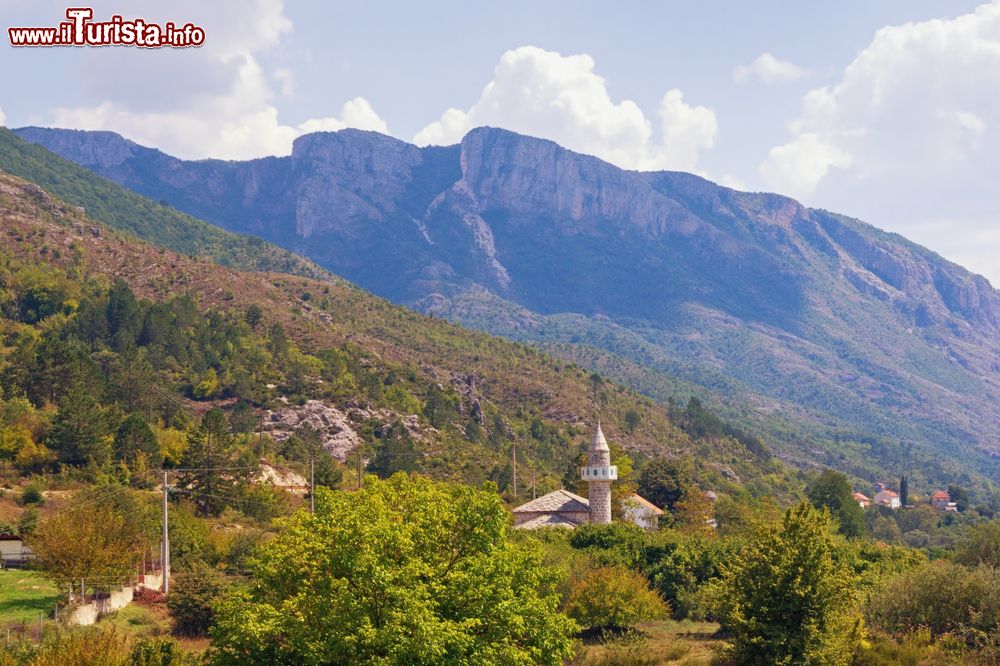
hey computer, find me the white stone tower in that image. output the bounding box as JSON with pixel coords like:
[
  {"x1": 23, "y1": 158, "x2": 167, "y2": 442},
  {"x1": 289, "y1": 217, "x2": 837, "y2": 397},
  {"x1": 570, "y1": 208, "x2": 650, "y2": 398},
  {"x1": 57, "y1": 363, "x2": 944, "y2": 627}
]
[{"x1": 580, "y1": 422, "x2": 617, "y2": 524}]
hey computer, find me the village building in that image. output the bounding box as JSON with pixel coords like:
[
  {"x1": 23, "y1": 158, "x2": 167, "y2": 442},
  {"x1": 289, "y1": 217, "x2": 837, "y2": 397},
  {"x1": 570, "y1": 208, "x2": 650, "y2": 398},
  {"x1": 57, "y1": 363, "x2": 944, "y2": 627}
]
[
  {"x1": 512, "y1": 489, "x2": 591, "y2": 529},
  {"x1": 512, "y1": 423, "x2": 664, "y2": 530},
  {"x1": 853, "y1": 492, "x2": 871, "y2": 509},
  {"x1": 930, "y1": 490, "x2": 958, "y2": 511},
  {"x1": 873, "y1": 488, "x2": 901, "y2": 509},
  {"x1": 0, "y1": 533, "x2": 32, "y2": 568},
  {"x1": 623, "y1": 493, "x2": 665, "y2": 530}
]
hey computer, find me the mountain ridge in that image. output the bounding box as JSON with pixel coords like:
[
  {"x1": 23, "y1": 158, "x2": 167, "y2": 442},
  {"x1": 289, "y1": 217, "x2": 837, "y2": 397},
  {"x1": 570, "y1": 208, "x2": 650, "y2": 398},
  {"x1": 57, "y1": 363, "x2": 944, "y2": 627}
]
[{"x1": 11, "y1": 124, "x2": 1000, "y2": 483}]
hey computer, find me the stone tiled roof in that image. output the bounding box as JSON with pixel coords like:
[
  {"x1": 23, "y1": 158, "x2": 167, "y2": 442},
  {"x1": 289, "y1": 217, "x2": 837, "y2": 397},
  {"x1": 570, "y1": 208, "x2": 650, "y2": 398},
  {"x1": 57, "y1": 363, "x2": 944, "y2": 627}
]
[
  {"x1": 514, "y1": 513, "x2": 581, "y2": 530},
  {"x1": 624, "y1": 493, "x2": 664, "y2": 515},
  {"x1": 512, "y1": 489, "x2": 590, "y2": 514}
]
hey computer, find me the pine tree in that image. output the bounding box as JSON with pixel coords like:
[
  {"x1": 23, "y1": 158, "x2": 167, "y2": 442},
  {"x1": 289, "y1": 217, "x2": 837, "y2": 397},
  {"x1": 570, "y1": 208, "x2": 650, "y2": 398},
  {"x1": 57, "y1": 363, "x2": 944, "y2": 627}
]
[
  {"x1": 48, "y1": 387, "x2": 112, "y2": 467},
  {"x1": 899, "y1": 475, "x2": 909, "y2": 507},
  {"x1": 178, "y1": 408, "x2": 238, "y2": 517},
  {"x1": 113, "y1": 413, "x2": 161, "y2": 470}
]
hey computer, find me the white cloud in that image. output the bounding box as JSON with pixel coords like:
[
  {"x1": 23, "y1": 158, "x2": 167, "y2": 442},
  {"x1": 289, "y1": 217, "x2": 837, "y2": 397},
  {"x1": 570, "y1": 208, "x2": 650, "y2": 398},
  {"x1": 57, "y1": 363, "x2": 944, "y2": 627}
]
[
  {"x1": 733, "y1": 53, "x2": 808, "y2": 85},
  {"x1": 758, "y1": 1, "x2": 1000, "y2": 283},
  {"x1": 297, "y1": 97, "x2": 389, "y2": 135},
  {"x1": 414, "y1": 46, "x2": 717, "y2": 172},
  {"x1": 657, "y1": 89, "x2": 718, "y2": 172},
  {"x1": 759, "y1": 133, "x2": 853, "y2": 199},
  {"x1": 46, "y1": 0, "x2": 388, "y2": 159}
]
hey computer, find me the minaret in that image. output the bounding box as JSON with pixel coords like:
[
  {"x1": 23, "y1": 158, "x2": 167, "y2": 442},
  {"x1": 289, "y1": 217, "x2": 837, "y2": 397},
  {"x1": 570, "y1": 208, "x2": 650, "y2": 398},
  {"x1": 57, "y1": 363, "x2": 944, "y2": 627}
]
[{"x1": 580, "y1": 421, "x2": 617, "y2": 524}]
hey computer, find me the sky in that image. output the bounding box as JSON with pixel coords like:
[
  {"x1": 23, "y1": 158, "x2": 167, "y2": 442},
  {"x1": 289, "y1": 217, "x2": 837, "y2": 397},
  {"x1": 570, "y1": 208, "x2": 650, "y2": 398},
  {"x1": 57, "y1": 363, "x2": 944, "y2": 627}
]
[{"x1": 1, "y1": 0, "x2": 998, "y2": 284}]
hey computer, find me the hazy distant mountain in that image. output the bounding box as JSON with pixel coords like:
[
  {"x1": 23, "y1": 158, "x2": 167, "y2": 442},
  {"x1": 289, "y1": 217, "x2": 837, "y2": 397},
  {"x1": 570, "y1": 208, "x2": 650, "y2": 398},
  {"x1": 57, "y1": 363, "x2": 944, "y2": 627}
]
[{"x1": 16, "y1": 125, "x2": 1000, "y2": 481}]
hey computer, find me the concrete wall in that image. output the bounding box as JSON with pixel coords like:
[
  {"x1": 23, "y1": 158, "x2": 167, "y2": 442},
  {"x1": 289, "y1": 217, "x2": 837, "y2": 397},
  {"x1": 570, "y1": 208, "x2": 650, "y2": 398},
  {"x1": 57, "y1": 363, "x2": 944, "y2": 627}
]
[
  {"x1": 141, "y1": 571, "x2": 163, "y2": 591},
  {"x1": 66, "y1": 573, "x2": 159, "y2": 626}
]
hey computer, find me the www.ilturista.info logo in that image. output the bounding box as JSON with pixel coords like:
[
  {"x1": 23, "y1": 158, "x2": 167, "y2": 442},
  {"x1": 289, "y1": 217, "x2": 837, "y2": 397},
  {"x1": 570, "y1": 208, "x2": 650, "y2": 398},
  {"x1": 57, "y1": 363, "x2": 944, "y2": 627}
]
[{"x1": 8, "y1": 8, "x2": 205, "y2": 48}]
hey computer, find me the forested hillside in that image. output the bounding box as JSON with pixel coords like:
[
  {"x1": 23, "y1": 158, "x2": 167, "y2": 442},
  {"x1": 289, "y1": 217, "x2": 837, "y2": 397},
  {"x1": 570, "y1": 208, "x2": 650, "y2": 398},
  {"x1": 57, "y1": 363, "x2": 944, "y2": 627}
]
[
  {"x1": 0, "y1": 168, "x2": 793, "y2": 501},
  {"x1": 15, "y1": 125, "x2": 1000, "y2": 491}
]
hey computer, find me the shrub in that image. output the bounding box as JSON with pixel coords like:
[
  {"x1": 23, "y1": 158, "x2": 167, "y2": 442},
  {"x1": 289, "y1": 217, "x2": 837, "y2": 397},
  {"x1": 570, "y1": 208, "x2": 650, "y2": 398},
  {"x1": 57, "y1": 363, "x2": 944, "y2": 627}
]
[
  {"x1": 564, "y1": 563, "x2": 668, "y2": 632},
  {"x1": 954, "y1": 521, "x2": 1000, "y2": 568},
  {"x1": 18, "y1": 480, "x2": 44, "y2": 505},
  {"x1": 167, "y1": 563, "x2": 226, "y2": 637},
  {"x1": 866, "y1": 560, "x2": 1000, "y2": 644},
  {"x1": 569, "y1": 522, "x2": 646, "y2": 569},
  {"x1": 129, "y1": 636, "x2": 199, "y2": 665},
  {"x1": 0, "y1": 628, "x2": 127, "y2": 666}
]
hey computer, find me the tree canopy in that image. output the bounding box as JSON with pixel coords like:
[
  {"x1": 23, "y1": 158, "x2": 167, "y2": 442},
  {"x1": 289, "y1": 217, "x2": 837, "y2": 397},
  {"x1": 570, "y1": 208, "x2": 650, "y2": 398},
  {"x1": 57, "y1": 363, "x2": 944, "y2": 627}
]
[
  {"x1": 209, "y1": 474, "x2": 577, "y2": 665},
  {"x1": 713, "y1": 502, "x2": 860, "y2": 665},
  {"x1": 807, "y1": 469, "x2": 865, "y2": 538}
]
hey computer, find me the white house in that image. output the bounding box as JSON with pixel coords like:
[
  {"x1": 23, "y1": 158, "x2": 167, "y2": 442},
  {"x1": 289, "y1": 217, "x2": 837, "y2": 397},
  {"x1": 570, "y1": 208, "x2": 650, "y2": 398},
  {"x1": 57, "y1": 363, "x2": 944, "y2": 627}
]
[
  {"x1": 873, "y1": 489, "x2": 901, "y2": 509},
  {"x1": 623, "y1": 493, "x2": 665, "y2": 530},
  {"x1": 0, "y1": 534, "x2": 32, "y2": 566}
]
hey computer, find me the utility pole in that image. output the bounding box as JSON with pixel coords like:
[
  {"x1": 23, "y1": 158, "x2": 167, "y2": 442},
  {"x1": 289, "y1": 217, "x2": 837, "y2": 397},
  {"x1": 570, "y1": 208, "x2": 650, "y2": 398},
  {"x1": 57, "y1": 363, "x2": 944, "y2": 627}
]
[
  {"x1": 161, "y1": 470, "x2": 170, "y2": 595},
  {"x1": 512, "y1": 442, "x2": 517, "y2": 499},
  {"x1": 310, "y1": 455, "x2": 315, "y2": 514},
  {"x1": 532, "y1": 470, "x2": 536, "y2": 500}
]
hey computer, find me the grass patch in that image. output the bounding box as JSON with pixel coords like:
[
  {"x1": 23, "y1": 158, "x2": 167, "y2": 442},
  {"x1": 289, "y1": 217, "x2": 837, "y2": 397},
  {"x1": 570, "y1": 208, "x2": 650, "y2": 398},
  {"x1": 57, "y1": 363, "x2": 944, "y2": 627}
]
[
  {"x1": 572, "y1": 620, "x2": 720, "y2": 665},
  {"x1": 0, "y1": 569, "x2": 59, "y2": 625}
]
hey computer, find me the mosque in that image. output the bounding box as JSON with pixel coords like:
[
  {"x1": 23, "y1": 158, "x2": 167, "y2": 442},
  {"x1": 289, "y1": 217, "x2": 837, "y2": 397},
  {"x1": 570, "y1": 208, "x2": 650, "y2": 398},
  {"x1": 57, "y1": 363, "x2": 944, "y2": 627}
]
[{"x1": 512, "y1": 422, "x2": 663, "y2": 530}]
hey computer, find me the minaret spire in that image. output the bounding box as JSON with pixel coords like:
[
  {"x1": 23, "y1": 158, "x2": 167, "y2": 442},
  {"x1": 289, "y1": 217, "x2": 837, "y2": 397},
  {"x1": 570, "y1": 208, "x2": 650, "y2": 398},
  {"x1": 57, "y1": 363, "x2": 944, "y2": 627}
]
[{"x1": 581, "y1": 421, "x2": 616, "y2": 524}]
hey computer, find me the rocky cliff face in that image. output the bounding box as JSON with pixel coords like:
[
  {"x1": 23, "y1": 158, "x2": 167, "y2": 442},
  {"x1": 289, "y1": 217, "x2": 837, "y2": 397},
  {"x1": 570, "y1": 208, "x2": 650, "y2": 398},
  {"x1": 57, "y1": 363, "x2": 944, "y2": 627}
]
[{"x1": 14, "y1": 125, "x2": 1000, "y2": 474}]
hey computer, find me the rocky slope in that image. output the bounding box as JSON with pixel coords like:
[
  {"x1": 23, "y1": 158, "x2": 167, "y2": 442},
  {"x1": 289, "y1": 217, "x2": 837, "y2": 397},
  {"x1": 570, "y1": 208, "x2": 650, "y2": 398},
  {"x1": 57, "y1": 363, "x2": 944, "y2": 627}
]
[{"x1": 12, "y1": 125, "x2": 1000, "y2": 482}]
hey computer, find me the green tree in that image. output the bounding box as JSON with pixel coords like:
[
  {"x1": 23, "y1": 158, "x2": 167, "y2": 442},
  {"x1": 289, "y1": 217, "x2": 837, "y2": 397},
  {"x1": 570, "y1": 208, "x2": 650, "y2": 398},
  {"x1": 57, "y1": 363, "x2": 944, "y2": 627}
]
[
  {"x1": 178, "y1": 409, "x2": 244, "y2": 517},
  {"x1": 713, "y1": 502, "x2": 860, "y2": 665},
  {"x1": 623, "y1": 409, "x2": 641, "y2": 434},
  {"x1": 866, "y1": 560, "x2": 1000, "y2": 642},
  {"x1": 244, "y1": 304, "x2": 263, "y2": 330},
  {"x1": 209, "y1": 475, "x2": 577, "y2": 665},
  {"x1": 589, "y1": 373, "x2": 603, "y2": 401},
  {"x1": 106, "y1": 278, "x2": 142, "y2": 351},
  {"x1": 948, "y1": 484, "x2": 970, "y2": 512},
  {"x1": 807, "y1": 469, "x2": 866, "y2": 538},
  {"x1": 899, "y1": 475, "x2": 909, "y2": 508},
  {"x1": 114, "y1": 414, "x2": 162, "y2": 470},
  {"x1": 637, "y1": 457, "x2": 693, "y2": 513},
  {"x1": 368, "y1": 421, "x2": 419, "y2": 478},
  {"x1": 27, "y1": 485, "x2": 156, "y2": 584},
  {"x1": 47, "y1": 386, "x2": 112, "y2": 467},
  {"x1": 167, "y1": 561, "x2": 226, "y2": 637},
  {"x1": 564, "y1": 563, "x2": 668, "y2": 631},
  {"x1": 291, "y1": 424, "x2": 342, "y2": 491}
]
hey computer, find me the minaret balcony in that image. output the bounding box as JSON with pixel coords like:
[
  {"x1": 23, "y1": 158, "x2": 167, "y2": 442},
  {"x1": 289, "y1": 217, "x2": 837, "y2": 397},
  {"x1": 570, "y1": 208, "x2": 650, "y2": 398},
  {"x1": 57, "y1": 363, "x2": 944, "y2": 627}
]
[{"x1": 580, "y1": 465, "x2": 618, "y2": 481}]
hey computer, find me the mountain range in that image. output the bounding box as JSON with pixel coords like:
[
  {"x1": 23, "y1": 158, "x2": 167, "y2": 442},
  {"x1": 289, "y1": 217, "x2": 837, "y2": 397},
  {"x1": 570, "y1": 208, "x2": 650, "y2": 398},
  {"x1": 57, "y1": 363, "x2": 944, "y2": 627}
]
[{"x1": 11, "y1": 125, "x2": 1000, "y2": 484}]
